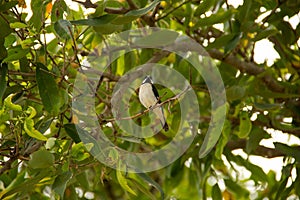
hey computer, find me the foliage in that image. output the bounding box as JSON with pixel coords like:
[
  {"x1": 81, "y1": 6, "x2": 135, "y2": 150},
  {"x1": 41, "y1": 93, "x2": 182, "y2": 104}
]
[{"x1": 0, "y1": 0, "x2": 300, "y2": 199}]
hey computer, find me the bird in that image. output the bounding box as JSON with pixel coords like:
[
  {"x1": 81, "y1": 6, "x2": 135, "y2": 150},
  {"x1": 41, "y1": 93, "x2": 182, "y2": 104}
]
[{"x1": 138, "y1": 76, "x2": 169, "y2": 131}]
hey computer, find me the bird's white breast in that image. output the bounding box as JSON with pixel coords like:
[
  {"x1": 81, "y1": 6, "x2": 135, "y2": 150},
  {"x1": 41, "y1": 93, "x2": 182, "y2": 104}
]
[{"x1": 139, "y1": 83, "x2": 158, "y2": 108}]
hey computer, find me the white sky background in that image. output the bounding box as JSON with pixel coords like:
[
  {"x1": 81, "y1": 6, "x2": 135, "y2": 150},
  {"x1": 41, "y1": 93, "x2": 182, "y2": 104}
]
[{"x1": 20, "y1": 0, "x2": 300, "y2": 189}]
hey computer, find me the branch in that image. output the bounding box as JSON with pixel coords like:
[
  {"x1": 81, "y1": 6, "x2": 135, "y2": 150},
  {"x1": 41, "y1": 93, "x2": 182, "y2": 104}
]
[
  {"x1": 72, "y1": 0, "x2": 97, "y2": 8},
  {"x1": 208, "y1": 49, "x2": 284, "y2": 93},
  {"x1": 226, "y1": 139, "x2": 285, "y2": 158},
  {"x1": 126, "y1": 0, "x2": 138, "y2": 9},
  {"x1": 0, "y1": 156, "x2": 18, "y2": 175},
  {"x1": 102, "y1": 85, "x2": 191, "y2": 123}
]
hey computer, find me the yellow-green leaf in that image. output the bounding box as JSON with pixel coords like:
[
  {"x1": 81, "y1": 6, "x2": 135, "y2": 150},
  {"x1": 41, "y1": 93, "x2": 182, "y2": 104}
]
[
  {"x1": 238, "y1": 111, "x2": 252, "y2": 138},
  {"x1": 26, "y1": 106, "x2": 37, "y2": 119},
  {"x1": 116, "y1": 162, "x2": 137, "y2": 196},
  {"x1": 3, "y1": 94, "x2": 22, "y2": 111},
  {"x1": 24, "y1": 118, "x2": 48, "y2": 141}
]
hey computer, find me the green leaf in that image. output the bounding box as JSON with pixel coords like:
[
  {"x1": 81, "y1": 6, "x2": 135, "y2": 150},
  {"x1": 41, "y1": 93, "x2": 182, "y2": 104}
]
[
  {"x1": 136, "y1": 173, "x2": 165, "y2": 200},
  {"x1": 0, "y1": 16, "x2": 12, "y2": 37},
  {"x1": 226, "y1": 85, "x2": 245, "y2": 101},
  {"x1": 134, "y1": 29, "x2": 179, "y2": 47},
  {"x1": 0, "y1": 1, "x2": 18, "y2": 12},
  {"x1": 51, "y1": 0, "x2": 68, "y2": 22},
  {"x1": 125, "y1": 0, "x2": 160, "y2": 16},
  {"x1": 224, "y1": 179, "x2": 250, "y2": 198},
  {"x1": 28, "y1": 149, "x2": 54, "y2": 169},
  {"x1": 215, "y1": 120, "x2": 231, "y2": 159},
  {"x1": 36, "y1": 63, "x2": 62, "y2": 116},
  {"x1": 24, "y1": 118, "x2": 48, "y2": 141},
  {"x1": 238, "y1": 111, "x2": 252, "y2": 138},
  {"x1": 275, "y1": 176, "x2": 289, "y2": 200},
  {"x1": 76, "y1": 172, "x2": 89, "y2": 190},
  {"x1": 207, "y1": 34, "x2": 237, "y2": 50},
  {"x1": 116, "y1": 163, "x2": 137, "y2": 196},
  {"x1": 45, "y1": 137, "x2": 56, "y2": 149},
  {"x1": 246, "y1": 126, "x2": 270, "y2": 153},
  {"x1": 93, "y1": 23, "x2": 124, "y2": 35},
  {"x1": 253, "y1": 28, "x2": 278, "y2": 41},
  {"x1": 52, "y1": 171, "x2": 73, "y2": 199},
  {"x1": 193, "y1": 8, "x2": 235, "y2": 28},
  {"x1": 224, "y1": 32, "x2": 242, "y2": 55},
  {"x1": 54, "y1": 19, "x2": 73, "y2": 40},
  {"x1": 70, "y1": 14, "x2": 118, "y2": 26},
  {"x1": 212, "y1": 184, "x2": 222, "y2": 200},
  {"x1": 26, "y1": 106, "x2": 37, "y2": 119},
  {"x1": 9, "y1": 22, "x2": 28, "y2": 29},
  {"x1": 194, "y1": 0, "x2": 216, "y2": 16},
  {"x1": 274, "y1": 142, "x2": 300, "y2": 162},
  {"x1": 29, "y1": 0, "x2": 45, "y2": 29},
  {"x1": 0, "y1": 63, "x2": 8, "y2": 101},
  {"x1": 71, "y1": 14, "x2": 123, "y2": 34},
  {"x1": 253, "y1": 102, "x2": 282, "y2": 111},
  {"x1": 226, "y1": 152, "x2": 269, "y2": 183},
  {"x1": 0, "y1": 38, "x2": 8, "y2": 60},
  {"x1": 0, "y1": 169, "x2": 51, "y2": 199},
  {"x1": 199, "y1": 104, "x2": 226, "y2": 158},
  {"x1": 64, "y1": 123, "x2": 81, "y2": 143},
  {"x1": 71, "y1": 142, "x2": 90, "y2": 161},
  {"x1": 3, "y1": 45, "x2": 30, "y2": 62}
]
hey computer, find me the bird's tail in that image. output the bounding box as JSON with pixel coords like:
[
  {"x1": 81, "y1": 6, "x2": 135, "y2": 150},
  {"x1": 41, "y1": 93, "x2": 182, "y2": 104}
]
[{"x1": 163, "y1": 122, "x2": 169, "y2": 131}]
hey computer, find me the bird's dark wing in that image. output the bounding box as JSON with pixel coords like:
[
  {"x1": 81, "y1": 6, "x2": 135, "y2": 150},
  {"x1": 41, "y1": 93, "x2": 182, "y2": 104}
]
[{"x1": 151, "y1": 84, "x2": 161, "y2": 102}]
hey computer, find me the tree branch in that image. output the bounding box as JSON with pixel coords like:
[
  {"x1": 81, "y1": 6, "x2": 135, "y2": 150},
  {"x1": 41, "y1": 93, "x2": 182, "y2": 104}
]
[
  {"x1": 102, "y1": 85, "x2": 190, "y2": 123},
  {"x1": 208, "y1": 49, "x2": 285, "y2": 93},
  {"x1": 226, "y1": 139, "x2": 285, "y2": 158}
]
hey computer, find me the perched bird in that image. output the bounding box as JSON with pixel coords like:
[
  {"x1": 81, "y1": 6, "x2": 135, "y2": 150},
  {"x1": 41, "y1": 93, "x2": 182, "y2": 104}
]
[{"x1": 139, "y1": 76, "x2": 169, "y2": 131}]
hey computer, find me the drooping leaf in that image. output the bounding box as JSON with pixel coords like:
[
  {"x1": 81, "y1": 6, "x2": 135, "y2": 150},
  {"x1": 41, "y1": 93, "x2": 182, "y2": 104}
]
[
  {"x1": 29, "y1": 0, "x2": 45, "y2": 29},
  {"x1": 224, "y1": 32, "x2": 242, "y2": 55},
  {"x1": 199, "y1": 104, "x2": 226, "y2": 158},
  {"x1": 54, "y1": 19, "x2": 73, "y2": 40},
  {"x1": 36, "y1": 63, "x2": 62, "y2": 116},
  {"x1": 246, "y1": 126, "x2": 270, "y2": 153},
  {"x1": 24, "y1": 118, "x2": 48, "y2": 141},
  {"x1": 64, "y1": 123, "x2": 81, "y2": 143},
  {"x1": 52, "y1": 171, "x2": 73, "y2": 199},
  {"x1": 136, "y1": 172, "x2": 165, "y2": 200},
  {"x1": 212, "y1": 183, "x2": 222, "y2": 200},
  {"x1": 215, "y1": 120, "x2": 231, "y2": 159},
  {"x1": 3, "y1": 94, "x2": 22, "y2": 111},
  {"x1": 274, "y1": 142, "x2": 300, "y2": 162}
]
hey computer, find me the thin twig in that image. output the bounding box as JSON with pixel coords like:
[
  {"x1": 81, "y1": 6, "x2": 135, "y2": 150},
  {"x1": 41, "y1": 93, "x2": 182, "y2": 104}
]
[{"x1": 102, "y1": 85, "x2": 191, "y2": 123}]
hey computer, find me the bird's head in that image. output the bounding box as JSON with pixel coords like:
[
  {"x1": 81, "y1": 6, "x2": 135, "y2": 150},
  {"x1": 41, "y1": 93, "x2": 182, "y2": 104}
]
[{"x1": 142, "y1": 75, "x2": 153, "y2": 84}]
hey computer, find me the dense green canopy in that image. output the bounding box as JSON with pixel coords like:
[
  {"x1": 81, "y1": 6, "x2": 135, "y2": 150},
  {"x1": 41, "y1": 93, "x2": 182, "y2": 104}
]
[{"x1": 0, "y1": 0, "x2": 299, "y2": 199}]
